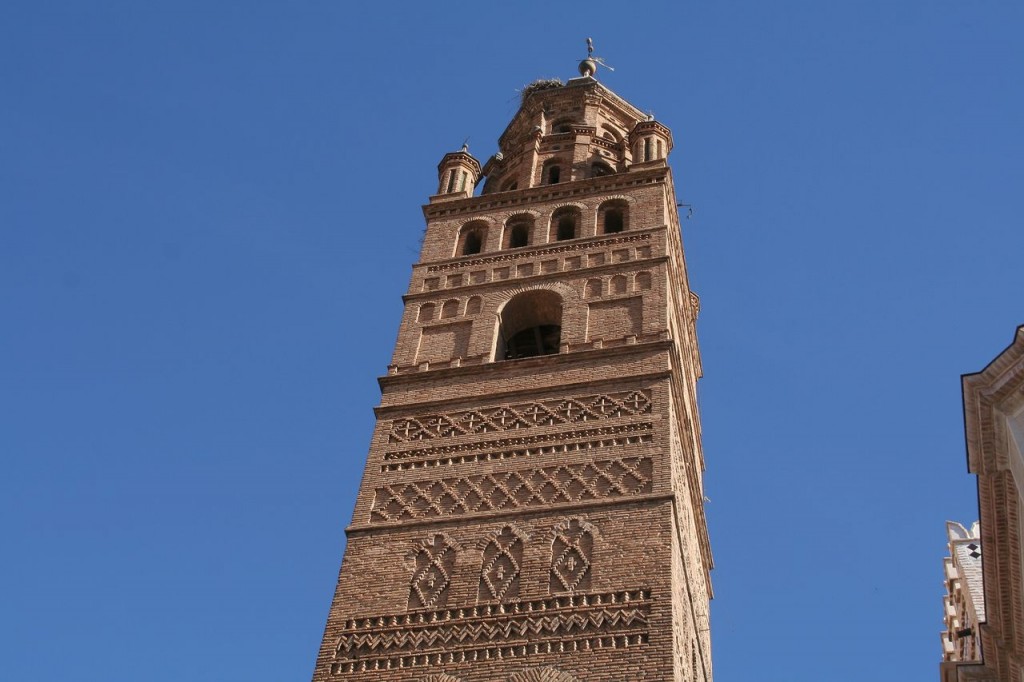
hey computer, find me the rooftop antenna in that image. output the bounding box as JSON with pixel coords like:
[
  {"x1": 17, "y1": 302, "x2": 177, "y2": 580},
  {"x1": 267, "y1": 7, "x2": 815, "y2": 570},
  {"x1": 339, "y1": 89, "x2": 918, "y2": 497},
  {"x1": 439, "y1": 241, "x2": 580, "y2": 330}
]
[{"x1": 578, "y1": 37, "x2": 615, "y2": 79}]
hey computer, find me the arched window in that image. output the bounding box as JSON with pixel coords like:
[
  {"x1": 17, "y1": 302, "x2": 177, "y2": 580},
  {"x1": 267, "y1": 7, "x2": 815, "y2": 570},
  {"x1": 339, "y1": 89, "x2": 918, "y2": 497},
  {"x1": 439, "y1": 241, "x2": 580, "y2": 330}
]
[
  {"x1": 546, "y1": 164, "x2": 561, "y2": 184},
  {"x1": 418, "y1": 303, "x2": 435, "y2": 322},
  {"x1": 550, "y1": 206, "x2": 580, "y2": 242},
  {"x1": 591, "y1": 161, "x2": 614, "y2": 178},
  {"x1": 501, "y1": 179, "x2": 518, "y2": 192},
  {"x1": 456, "y1": 221, "x2": 487, "y2": 257},
  {"x1": 466, "y1": 296, "x2": 482, "y2": 315},
  {"x1": 611, "y1": 275, "x2": 628, "y2": 295},
  {"x1": 504, "y1": 215, "x2": 533, "y2": 249},
  {"x1": 598, "y1": 199, "x2": 628, "y2": 234},
  {"x1": 497, "y1": 290, "x2": 562, "y2": 361},
  {"x1": 463, "y1": 231, "x2": 482, "y2": 255}
]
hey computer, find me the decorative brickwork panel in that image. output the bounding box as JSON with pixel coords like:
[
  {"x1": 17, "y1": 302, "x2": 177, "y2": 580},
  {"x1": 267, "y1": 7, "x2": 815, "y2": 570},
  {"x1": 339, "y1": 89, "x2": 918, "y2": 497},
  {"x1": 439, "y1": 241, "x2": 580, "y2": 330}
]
[
  {"x1": 417, "y1": 322, "x2": 472, "y2": 364},
  {"x1": 387, "y1": 390, "x2": 651, "y2": 443},
  {"x1": 478, "y1": 526, "x2": 523, "y2": 601},
  {"x1": 408, "y1": 534, "x2": 457, "y2": 610},
  {"x1": 370, "y1": 458, "x2": 653, "y2": 524},
  {"x1": 550, "y1": 519, "x2": 594, "y2": 594},
  {"x1": 382, "y1": 422, "x2": 654, "y2": 472},
  {"x1": 330, "y1": 589, "x2": 651, "y2": 674}
]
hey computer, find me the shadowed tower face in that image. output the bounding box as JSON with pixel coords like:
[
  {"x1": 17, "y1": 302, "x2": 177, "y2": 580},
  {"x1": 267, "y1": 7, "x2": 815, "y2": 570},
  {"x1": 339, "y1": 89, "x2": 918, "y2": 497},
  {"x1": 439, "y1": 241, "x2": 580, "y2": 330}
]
[{"x1": 311, "y1": 61, "x2": 713, "y2": 682}]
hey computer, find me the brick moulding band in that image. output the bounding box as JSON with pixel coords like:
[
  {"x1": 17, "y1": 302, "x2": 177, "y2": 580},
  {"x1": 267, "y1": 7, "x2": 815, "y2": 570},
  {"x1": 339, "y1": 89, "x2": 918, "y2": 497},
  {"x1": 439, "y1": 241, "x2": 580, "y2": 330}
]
[
  {"x1": 345, "y1": 492, "x2": 674, "y2": 536},
  {"x1": 377, "y1": 341, "x2": 675, "y2": 393}
]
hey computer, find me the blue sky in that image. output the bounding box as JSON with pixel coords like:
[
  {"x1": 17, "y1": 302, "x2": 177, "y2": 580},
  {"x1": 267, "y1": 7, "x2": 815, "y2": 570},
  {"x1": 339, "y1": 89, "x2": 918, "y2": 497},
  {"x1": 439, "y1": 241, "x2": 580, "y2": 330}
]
[{"x1": 2, "y1": 2, "x2": 1021, "y2": 680}]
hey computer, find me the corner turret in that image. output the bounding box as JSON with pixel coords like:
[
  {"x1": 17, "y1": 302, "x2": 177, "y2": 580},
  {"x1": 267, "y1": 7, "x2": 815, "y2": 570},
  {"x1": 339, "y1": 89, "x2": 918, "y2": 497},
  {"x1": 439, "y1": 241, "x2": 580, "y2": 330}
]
[
  {"x1": 433, "y1": 145, "x2": 482, "y2": 202},
  {"x1": 629, "y1": 118, "x2": 673, "y2": 165}
]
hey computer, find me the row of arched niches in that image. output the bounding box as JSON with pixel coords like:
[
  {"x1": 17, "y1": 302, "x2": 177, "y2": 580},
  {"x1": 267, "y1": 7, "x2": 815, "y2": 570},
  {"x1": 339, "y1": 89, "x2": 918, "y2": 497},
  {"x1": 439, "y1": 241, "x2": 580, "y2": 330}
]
[{"x1": 453, "y1": 199, "x2": 630, "y2": 258}]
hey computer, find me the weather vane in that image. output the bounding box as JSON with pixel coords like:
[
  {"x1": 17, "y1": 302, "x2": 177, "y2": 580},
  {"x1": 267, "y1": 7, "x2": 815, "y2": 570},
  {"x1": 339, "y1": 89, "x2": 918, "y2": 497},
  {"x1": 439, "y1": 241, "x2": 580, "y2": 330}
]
[{"x1": 579, "y1": 37, "x2": 615, "y2": 78}]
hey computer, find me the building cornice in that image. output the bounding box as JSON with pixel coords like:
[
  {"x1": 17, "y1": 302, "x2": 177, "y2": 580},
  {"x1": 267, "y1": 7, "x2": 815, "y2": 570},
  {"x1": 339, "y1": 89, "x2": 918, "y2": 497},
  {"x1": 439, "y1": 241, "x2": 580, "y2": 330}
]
[{"x1": 423, "y1": 167, "x2": 669, "y2": 220}]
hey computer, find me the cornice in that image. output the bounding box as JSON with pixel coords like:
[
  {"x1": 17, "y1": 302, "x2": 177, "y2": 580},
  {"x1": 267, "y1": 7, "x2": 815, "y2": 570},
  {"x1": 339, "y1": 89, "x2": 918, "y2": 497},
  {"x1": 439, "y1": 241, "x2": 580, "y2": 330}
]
[
  {"x1": 963, "y1": 326, "x2": 1024, "y2": 474},
  {"x1": 423, "y1": 167, "x2": 669, "y2": 220},
  {"x1": 410, "y1": 226, "x2": 663, "y2": 280},
  {"x1": 404, "y1": 255, "x2": 670, "y2": 303},
  {"x1": 378, "y1": 339, "x2": 674, "y2": 394}
]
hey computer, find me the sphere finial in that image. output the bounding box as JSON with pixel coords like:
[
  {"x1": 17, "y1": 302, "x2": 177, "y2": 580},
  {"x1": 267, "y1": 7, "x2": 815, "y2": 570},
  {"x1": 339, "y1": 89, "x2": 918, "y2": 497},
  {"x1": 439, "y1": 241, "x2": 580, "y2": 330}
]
[{"x1": 577, "y1": 37, "x2": 614, "y2": 79}]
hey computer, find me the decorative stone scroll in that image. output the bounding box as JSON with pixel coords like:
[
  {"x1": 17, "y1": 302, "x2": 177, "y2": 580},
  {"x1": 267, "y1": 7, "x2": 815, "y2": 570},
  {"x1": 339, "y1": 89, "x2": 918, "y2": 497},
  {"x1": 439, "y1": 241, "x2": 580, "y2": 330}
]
[
  {"x1": 388, "y1": 390, "x2": 651, "y2": 444},
  {"x1": 330, "y1": 589, "x2": 651, "y2": 675},
  {"x1": 408, "y1": 534, "x2": 457, "y2": 610},
  {"x1": 370, "y1": 457, "x2": 653, "y2": 524}
]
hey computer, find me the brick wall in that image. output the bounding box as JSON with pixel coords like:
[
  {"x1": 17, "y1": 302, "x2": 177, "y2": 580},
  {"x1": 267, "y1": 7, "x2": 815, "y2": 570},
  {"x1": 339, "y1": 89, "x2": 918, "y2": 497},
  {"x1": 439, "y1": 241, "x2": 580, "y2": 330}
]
[{"x1": 311, "y1": 77, "x2": 711, "y2": 682}]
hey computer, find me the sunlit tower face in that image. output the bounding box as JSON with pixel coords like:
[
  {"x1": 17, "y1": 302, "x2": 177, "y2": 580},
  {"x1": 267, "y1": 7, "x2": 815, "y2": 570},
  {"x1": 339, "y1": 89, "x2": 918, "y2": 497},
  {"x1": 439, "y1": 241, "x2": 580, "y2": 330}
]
[{"x1": 311, "y1": 54, "x2": 714, "y2": 682}]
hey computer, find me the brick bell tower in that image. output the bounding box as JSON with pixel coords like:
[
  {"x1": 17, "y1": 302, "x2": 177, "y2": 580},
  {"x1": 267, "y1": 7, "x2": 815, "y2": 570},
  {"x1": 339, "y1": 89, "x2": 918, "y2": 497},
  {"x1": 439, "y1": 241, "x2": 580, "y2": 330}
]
[{"x1": 311, "y1": 50, "x2": 713, "y2": 682}]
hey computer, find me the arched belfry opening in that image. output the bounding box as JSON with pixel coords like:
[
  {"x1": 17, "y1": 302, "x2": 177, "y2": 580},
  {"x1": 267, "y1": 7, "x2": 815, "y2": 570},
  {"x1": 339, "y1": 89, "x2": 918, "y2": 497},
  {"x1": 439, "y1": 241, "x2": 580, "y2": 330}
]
[
  {"x1": 550, "y1": 206, "x2": 581, "y2": 242},
  {"x1": 496, "y1": 290, "x2": 562, "y2": 361},
  {"x1": 504, "y1": 215, "x2": 533, "y2": 249},
  {"x1": 456, "y1": 221, "x2": 487, "y2": 256},
  {"x1": 599, "y1": 199, "x2": 628, "y2": 234}
]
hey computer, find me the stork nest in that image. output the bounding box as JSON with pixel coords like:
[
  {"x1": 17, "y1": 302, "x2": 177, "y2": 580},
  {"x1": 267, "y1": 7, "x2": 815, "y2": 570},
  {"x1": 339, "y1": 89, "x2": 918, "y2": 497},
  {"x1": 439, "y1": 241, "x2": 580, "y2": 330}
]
[{"x1": 519, "y1": 78, "x2": 563, "y2": 104}]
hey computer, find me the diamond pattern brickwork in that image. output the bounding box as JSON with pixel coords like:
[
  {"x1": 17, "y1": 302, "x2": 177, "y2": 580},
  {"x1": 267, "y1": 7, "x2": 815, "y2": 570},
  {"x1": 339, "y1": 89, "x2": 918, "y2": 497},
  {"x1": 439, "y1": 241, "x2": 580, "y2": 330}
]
[
  {"x1": 387, "y1": 390, "x2": 651, "y2": 444},
  {"x1": 370, "y1": 458, "x2": 653, "y2": 524}
]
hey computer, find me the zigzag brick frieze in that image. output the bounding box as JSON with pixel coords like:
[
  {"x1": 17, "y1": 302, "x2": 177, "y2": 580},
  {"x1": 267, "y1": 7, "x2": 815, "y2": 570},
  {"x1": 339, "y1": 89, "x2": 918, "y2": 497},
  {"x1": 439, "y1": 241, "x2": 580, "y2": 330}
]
[
  {"x1": 330, "y1": 589, "x2": 651, "y2": 675},
  {"x1": 382, "y1": 422, "x2": 654, "y2": 472},
  {"x1": 370, "y1": 457, "x2": 653, "y2": 524},
  {"x1": 387, "y1": 390, "x2": 651, "y2": 444}
]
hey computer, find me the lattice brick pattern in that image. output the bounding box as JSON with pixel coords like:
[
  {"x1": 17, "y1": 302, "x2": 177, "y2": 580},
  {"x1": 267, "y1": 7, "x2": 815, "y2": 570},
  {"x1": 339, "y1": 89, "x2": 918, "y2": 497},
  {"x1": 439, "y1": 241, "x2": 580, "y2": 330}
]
[
  {"x1": 387, "y1": 390, "x2": 651, "y2": 443},
  {"x1": 551, "y1": 519, "x2": 593, "y2": 594},
  {"x1": 370, "y1": 457, "x2": 653, "y2": 523},
  {"x1": 478, "y1": 526, "x2": 523, "y2": 601},
  {"x1": 330, "y1": 589, "x2": 651, "y2": 674},
  {"x1": 408, "y1": 534, "x2": 456, "y2": 610}
]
